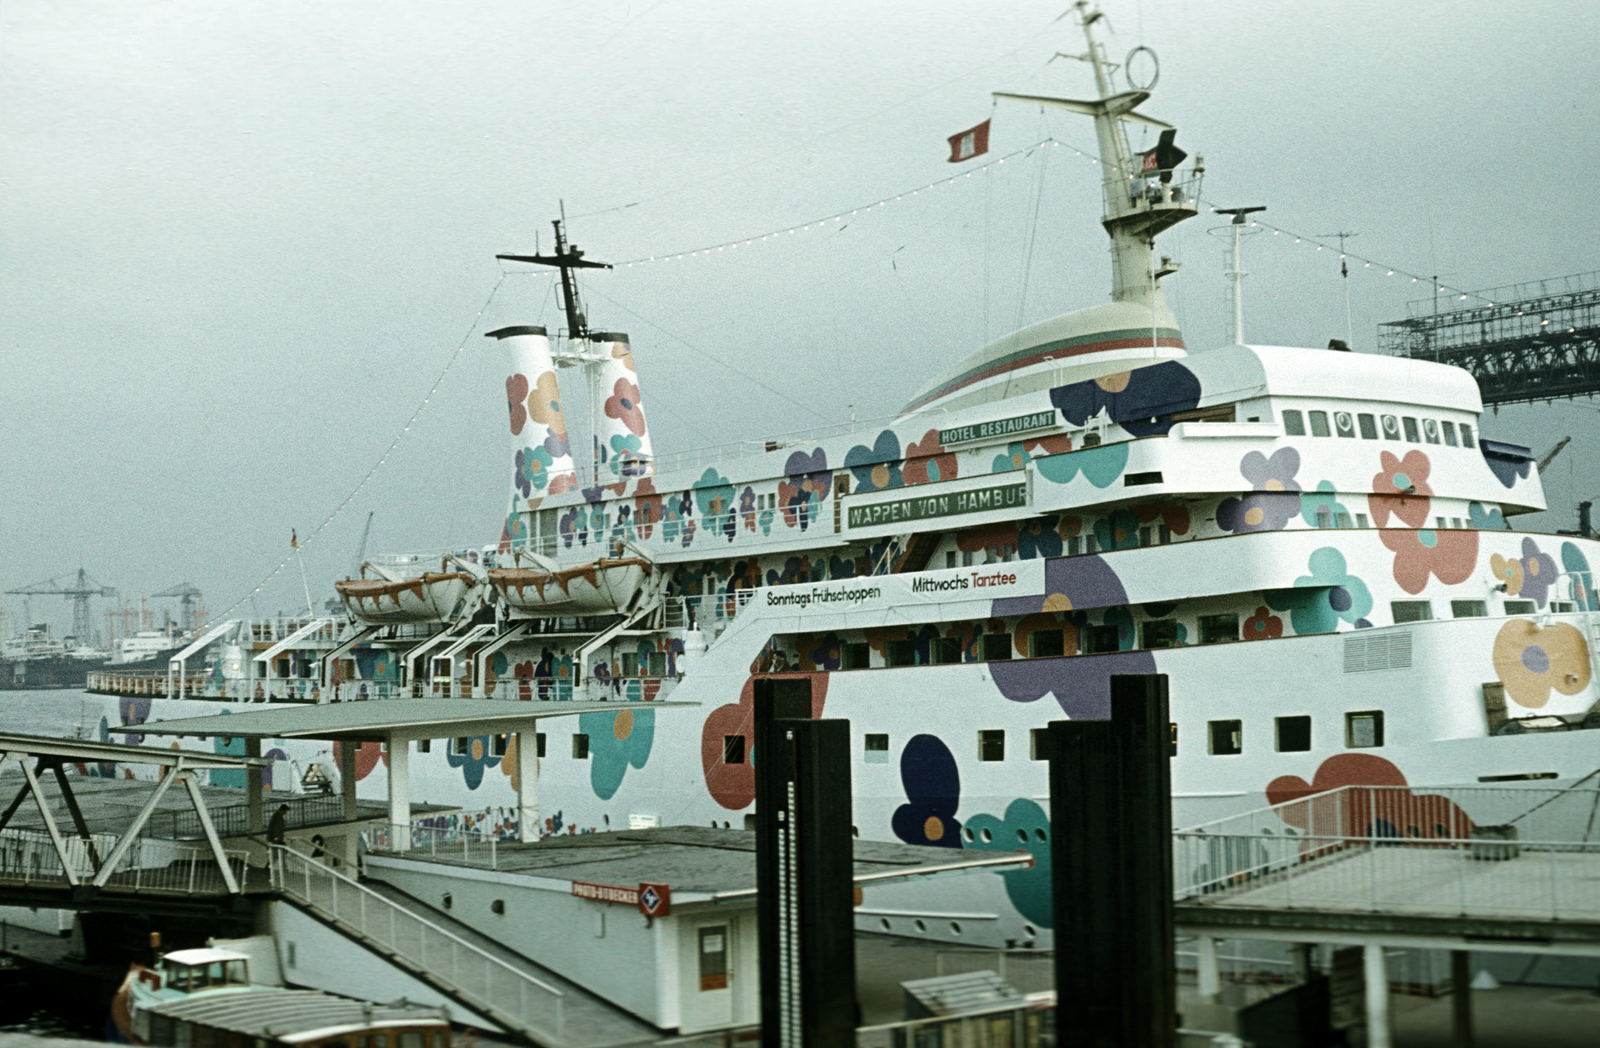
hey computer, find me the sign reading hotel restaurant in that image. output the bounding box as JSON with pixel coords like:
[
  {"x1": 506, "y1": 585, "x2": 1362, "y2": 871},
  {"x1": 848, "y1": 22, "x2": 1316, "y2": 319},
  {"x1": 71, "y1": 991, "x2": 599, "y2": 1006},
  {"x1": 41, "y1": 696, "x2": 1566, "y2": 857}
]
[
  {"x1": 938, "y1": 410, "x2": 1057, "y2": 447},
  {"x1": 848, "y1": 482, "x2": 1026, "y2": 529}
]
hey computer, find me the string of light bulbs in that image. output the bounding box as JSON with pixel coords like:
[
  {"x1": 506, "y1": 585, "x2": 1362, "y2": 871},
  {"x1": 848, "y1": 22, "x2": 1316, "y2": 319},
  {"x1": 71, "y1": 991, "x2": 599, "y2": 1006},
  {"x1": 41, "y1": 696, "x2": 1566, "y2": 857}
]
[
  {"x1": 619, "y1": 135, "x2": 1502, "y2": 308},
  {"x1": 212, "y1": 274, "x2": 509, "y2": 622}
]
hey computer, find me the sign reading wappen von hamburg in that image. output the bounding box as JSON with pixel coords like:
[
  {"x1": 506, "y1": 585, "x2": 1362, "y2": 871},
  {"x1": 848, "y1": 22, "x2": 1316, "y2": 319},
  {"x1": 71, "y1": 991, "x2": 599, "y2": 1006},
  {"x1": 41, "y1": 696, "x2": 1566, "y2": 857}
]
[
  {"x1": 848, "y1": 482, "x2": 1027, "y2": 529},
  {"x1": 938, "y1": 410, "x2": 1057, "y2": 447}
]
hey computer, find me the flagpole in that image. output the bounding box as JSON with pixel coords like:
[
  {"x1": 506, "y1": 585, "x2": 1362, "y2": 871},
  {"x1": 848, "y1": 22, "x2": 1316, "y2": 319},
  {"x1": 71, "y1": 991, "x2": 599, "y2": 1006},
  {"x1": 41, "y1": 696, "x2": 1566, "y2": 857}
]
[{"x1": 292, "y1": 530, "x2": 315, "y2": 618}]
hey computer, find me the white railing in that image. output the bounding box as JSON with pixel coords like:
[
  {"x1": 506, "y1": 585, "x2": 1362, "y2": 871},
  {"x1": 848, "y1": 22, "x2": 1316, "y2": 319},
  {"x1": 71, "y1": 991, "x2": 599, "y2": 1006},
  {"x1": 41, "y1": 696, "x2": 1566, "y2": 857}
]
[
  {"x1": 1175, "y1": 785, "x2": 1600, "y2": 921},
  {"x1": 366, "y1": 824, "x2": 509, "y2": 870},
  {"x1": 0, "y1": 829, "x2": 247, "y2": 895},
  {"x1": 663, "y1": 589, "x2": 758, "y2": 631},
  {"x1": 269, "y1": 844, "x2": 565, "y2": 1041}
]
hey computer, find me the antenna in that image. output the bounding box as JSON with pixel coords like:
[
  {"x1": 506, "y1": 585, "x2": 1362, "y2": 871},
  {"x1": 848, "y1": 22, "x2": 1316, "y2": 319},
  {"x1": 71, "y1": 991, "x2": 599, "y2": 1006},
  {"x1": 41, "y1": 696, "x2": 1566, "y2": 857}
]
[
  {"x1": 497, "y1": 202, "x2": 613, "y2": 342},
  {"x1": 1213, "y1": 207, "x2": 1265, "y2": 345},
  {"x1": 1322, "y1": 231, "x2": 1359, "y2": 349}
]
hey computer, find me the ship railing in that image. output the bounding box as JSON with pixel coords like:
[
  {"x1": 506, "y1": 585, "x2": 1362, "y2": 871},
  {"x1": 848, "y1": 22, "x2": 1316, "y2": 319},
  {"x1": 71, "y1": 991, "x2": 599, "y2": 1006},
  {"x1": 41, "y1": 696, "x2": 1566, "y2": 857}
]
[
  {"x1": 359, "y1": 546, "x2": 502, "y2": 572},
  {"x1": 648, "y1": 411, "x2": 911, "y2": 477},
  {"x1": 1111, "y1": 169, "x2": 1205, "y2": 217},
  {"x1": 269, "y1": 843, "x2": 565, "y2": 1041},
  {"x1": 409, "y1": 676, "x2": 683, "y2": 703},
  {"x1": 366, "y1": 823, "x2": 512, "y2": 871},
  {"x1": 855, "y1": 996, "x2": 1058, "y2": 1048},
  {"x1": 0, "y1": 828, "x2": 247, "y2": 896},
  {"x1": 143, "y1": 791, "x2": 346, "y2": 841},
  {"x1": 662, "y1": 589, "x2": 758, "y2": 631},
  {"x1": 1173, "y1": 784, "x2": 1600, "y2": 921}
]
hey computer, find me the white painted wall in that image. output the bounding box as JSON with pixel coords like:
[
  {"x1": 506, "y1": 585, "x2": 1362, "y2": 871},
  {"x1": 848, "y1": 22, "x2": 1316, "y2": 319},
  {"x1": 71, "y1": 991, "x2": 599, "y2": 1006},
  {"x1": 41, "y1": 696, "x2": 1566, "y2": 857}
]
[
  {"x1": 0, "y1": 905, "x2": 73, "y2": 935},
  {"x1": 266, "y1": 900, "x2": 502, "y2": 1032}
]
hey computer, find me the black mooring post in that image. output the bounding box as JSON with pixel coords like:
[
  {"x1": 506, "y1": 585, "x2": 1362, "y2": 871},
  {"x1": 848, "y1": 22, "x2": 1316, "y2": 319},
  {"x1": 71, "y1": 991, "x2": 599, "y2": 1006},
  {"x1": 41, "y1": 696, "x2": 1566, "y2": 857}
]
[
  {"x1": 1049, "y1": 673, "x2": 1176, "y2": 1048},
  {"x1": 754, "y1": 678, "x2": 856, "y2": 1048}
]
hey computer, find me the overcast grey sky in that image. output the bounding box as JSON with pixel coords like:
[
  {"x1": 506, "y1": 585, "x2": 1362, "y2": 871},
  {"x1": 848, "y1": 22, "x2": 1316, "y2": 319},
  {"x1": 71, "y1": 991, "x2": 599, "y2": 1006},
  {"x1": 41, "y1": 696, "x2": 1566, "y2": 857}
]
[{"x1": 3, "y1": 0, "x2": 1597, "y2": 640}]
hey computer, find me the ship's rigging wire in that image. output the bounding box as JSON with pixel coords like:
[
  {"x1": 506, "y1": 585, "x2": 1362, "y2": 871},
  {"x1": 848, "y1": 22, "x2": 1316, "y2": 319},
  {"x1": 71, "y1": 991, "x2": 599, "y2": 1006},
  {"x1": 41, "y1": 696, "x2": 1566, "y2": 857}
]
[{"x1": 211, "y1": 275, "x2": 509, "y2": 623}]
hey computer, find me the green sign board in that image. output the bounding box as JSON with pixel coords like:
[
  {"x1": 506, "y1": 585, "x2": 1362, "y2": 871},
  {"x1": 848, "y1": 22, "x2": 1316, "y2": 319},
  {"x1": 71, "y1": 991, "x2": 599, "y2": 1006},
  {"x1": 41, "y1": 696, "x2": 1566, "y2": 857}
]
[
  {"x1": 848, "y1": 482, "x2": 1027, "y2": 529},
  {"x1": 938, "y1": 410, "x2": 1058, "y2": 447}
]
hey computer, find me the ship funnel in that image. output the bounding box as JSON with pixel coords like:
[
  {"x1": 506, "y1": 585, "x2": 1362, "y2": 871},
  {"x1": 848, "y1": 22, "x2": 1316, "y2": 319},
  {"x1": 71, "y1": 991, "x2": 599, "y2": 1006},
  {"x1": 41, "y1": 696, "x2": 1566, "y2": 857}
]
[
  {"x1": 588, "y1": 332, "x2": 654, "y2": 484},
  {"x1": 487, "y1": 326, "x2": 579, "y2": 544}
]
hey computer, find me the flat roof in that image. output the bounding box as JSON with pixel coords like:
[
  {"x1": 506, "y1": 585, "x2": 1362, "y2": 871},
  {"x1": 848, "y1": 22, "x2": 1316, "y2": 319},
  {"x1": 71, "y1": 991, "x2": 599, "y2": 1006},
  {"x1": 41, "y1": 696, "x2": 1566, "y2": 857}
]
[
  {"x1": 138, "y1": 699, "x2": 696, "y2": 742},
  {"x1": 149, "y1": 987, "x2": 445, "y2": 1042},
  {"x1": 0, "y1": 731, "x2": 271, "y2": 769},
  {"x1": 371, "y1": 825, "x2": 1031, "y2": 895}
]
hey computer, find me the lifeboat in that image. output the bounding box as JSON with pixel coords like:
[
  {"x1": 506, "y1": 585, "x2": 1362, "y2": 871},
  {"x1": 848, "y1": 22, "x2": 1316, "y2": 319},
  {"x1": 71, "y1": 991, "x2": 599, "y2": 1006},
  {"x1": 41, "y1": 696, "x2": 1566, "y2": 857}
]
[
  {"x1": 488, "y1": 556, "x2": 654, "y2": 614},
  {"x1": 336, "y1": 558, "x2": 481, "y2": 624}
]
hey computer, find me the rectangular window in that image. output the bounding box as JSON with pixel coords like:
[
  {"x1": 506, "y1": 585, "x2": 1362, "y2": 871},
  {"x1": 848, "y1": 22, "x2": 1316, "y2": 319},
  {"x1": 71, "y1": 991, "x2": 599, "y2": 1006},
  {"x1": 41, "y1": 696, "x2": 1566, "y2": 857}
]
[
  {"x1": 978, "y1": 729, "x2": 1005, "y2": 762},
  {"x1": 417, "y1": 739, "x2": 431, "y2": 753},
  {"x1": 1380, "y1": 414, "x2": 1400, "y2": 440},
  {"x1": 1358, "y1": 413, "x2": 1378, "y2": 440},
  {"x1": 491, "y1": 734, "x2": 509, "y2": 757},
  {"x1": 842, "y1": 641, "x2": 871, "y2": 669},
  {"x1": 1356, "y1": 513, "x2": 1369, "y2": 528},
  {"x1": 1082, "y1": 624, "x2": 1121, "y2": 654},
  {"x1": 648, "y1": 650, "x2": 668, "y2": 676},
  {"x1": 1451, "y1": 600, "x2": 1487, "y2": 618},
  {"x1": 1504, "y1": 599, "x2": 1536, "y2": 615},
  {"x1": 1437, "y1": 516, "x2": 1448, "y2": 529},
  {"x1": 1141, "y1": 619, "x2": 1179, "y2": 649},
  {"x1": 1198, "y1": 613, "x2": 1239, "y2": 644},
  {"x1": 1423, "y1": 418, "x2": 1441, "y2": 444},
  {"x1": 451, "y1": 737, "x2": 469, "y2": 756},
  {"x1": 1029, "y1": 728, "x2": 1050, "y2": 761},
  {"x1": 1441, "y1": 421, "x2": 1459, "y2": 447},
  {"x1": 1208, "y1": 719, "x2": 1243, "y2": 756},
  {"x1": 1275, "y1": 715, "x2": 1312, "y2": 752},
  {"x1": 962, "y1": 549, "x2": 974, "y2": 567},
  {"x1": 864, "y1": 733, "x2": 889, "y2": 763},
  {"x1": 1391, "y1": 600, "x2": 1432, "y2": 623},
  {"x1": 1068, "y1": 535, "x2": 1082, "y2": 556},
  {"x1": 1282, "y1": 409, "x2": 1306, "y2": 436},
  {"x1": 1316, "y1": 509, "x2": 1333, "y2": 529},
  {"x1": 886, "y1": 639, "x2": 916, "y2": 667},
  {"x1": 1451, "y1": 517, "x2": 1462, "y2": 529},
  {"x1": 1158, "y1": 523, "x2": 1172, "y2": 544},
  {"x1": 1552, "y1": 600, "x2": 1576, "y2": 613},
  {"x1": 981, "y1": 633, "x2": 1012, "y2": 661},
  {"x1": 1334, "y1": 512, "x2": 1353, "y2": 528},
  {"x1": 1085, "y1": 534, "x2": 1099, "y2": 554},
  {"x1": 933, "y1": 637, "x2": 962, "y2": 665},
  {"x1": 1139, "y1": 526, "x2": 1152, "y2": 547},
  {"x1": 1459, "y1": 423, "x2": 1474, "y2": 447},
  {"x1": 946, "y1": 551, "x2": 957, "y2": 568},
  {"x1": 1308, "y1": 410, "x2": 1331, "y2": 437},
  {"x1": 1402, "y1": 416, "x2": 1421, "y2": 442},
  {"x1": 722, "y1": 735, "x2": 746, "y2": 764},
  {"x1": 572, "y1": 734, "x2": 590, "y2": 759},
  {"x1": 1028, "y1": 629, "x2": 1065, "y2": 658},
  {"x1": 1346, "y1": 710, "x2": 1384, "y2": 748},
  {"x1": 621, "y1": 652, "x2": 639, "y2": 677},
  {"x1": 536, "y1": 732, "x2": 546, "y2": 757}
]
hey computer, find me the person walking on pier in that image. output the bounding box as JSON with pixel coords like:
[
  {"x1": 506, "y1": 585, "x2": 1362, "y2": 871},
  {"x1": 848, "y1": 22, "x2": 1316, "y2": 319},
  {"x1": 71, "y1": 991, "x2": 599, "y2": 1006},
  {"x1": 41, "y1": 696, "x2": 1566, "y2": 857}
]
[{"x1": 268, "y1": 803, "x2": 290, "y2": 845}]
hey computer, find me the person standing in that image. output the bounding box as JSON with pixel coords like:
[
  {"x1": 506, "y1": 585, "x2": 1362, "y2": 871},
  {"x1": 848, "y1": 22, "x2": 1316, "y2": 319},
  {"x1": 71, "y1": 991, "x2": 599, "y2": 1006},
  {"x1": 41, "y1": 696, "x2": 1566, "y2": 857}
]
[{"x1": 267, "y1": 804, "x2": 290, "y2": 845}]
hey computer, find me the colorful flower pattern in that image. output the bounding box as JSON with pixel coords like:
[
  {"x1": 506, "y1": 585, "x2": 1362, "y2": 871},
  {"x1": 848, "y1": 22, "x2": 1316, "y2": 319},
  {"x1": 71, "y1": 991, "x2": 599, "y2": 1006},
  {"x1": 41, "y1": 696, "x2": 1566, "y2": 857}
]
[
  {"x1": 604, "y1": 377, "x2": 647, "y2": 436},
  {"x1": 903, "y1": 429, "x2": 957, "y2": 486},
  {"x1": 781, "y1": 448, "x2": 831, "y2": 530},
  {"x1": 964, "y1": 799, "x2": 1052, "y2": 926},
  {"x1": 1218, "y1": 448, "x2": 1302, "y2": 533},
  {"x1": 1370, "y1": 450, "x2": 1478, "y2": 593},
  {"x1": 1242, "y1": 606, "x2": 1283, "y2": 640},
  {"x1": 845, "y1": 430, "x2": 903, "y2": 492},
  {"x1": 700, "y1": 673, "x2": 828, "y2": 809},
  {"x1": 1265, "y1": 547, "x2": 1375, "y2": 633},
  {"x1": 890, "y1": 734, "x2": 963, "y2": 849},
  {"x1": 1561, "y1": 543, "x2": 1599, "y2": 610},
  {"x1": 1492, "y1": 619, "x2": 1590, "y2": 709},
  {"x1": 579, "y1": 706, "x2": 656, "y2": 800},
  {"x1": 1049, "y1": 361, "x2": 1202, "y2": 437},
  {"x1": 1268, "y1": 755, "x2": 1473, "y2": 841},
  {"x1": 447, "y1": 736, "x2": 502, "y2": 790},
  {"x1": 1033, "y1": 442, "x2": 1129, "y2": 488},
  {"x1": 505, "y1": 373, "x2": 529, "y2": 436},
  {"x1": 1491, "y1": 538, "x2": 1558, "y2": 608}
]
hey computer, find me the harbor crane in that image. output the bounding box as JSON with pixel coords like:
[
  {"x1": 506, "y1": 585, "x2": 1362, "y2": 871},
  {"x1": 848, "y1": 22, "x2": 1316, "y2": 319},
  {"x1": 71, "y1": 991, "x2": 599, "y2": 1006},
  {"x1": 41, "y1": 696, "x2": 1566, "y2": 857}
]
[
  {"x1": 153, "y1": 582, "x2": 204, "y2": 634},
  {"x1": 6, "y1": 569, "x2": 116, "y2": 645}
]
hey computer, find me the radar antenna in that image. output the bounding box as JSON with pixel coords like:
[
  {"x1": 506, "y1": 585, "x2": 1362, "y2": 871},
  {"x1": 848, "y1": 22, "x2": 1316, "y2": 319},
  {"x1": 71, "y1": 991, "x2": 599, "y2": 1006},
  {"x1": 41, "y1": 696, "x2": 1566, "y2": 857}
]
[{"x1": 497, "y1": 202, "x2": 613, "y2": 341}]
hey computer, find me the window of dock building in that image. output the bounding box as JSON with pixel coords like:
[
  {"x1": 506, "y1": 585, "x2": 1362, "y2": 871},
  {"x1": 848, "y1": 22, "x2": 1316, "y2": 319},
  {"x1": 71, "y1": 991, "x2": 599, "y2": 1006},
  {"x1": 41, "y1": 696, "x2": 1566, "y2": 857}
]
[
  {"x1": 1459, "y1": 423, "x2": 1474, "y2": 447},
  {"x1": 536, "y1": 732, "x2": 546, "y2": 757},
  {"x1": 886, "y1": 639, "x2": 917, "y2": 667},
  {"x1": 1358, "y1": 413, "x2": 1378, "y2": 440},
  {"x1": 934, "y1": 637, "x2": 963, "y2": 664},
  {"x1": 1391, "y1": 600, "x2": 1432, "y2": 624},
  {"x1": 492, "y1": 734, "x2": 509, "y2": 757},
  {"x1": 1282, "y1": 409, "x2": 1306, "y2": 436},
  {"x1": 1198, "y1": 613, "x2": 1239, "y2": 644},
  {"x1": 1381, "y1": 414, "x2": 1401, "y2": 440},
  {"x1": 722, "y1": 735, "x2": 745, "y2": 764},
  {"x1": 1441, "y1": 421, "x2": 1459, "y2": 446},
  {"x1": 843, "y1": 642, "x2": 871, "y2": 669},
  {"x1": 1028, "y1": 629, "x2": 1065, "y2": 658},
  {"x1": 1334, "y1": 411, "x2": 1357, "y2": 438},
  {"x1": 1308, "y1": 410, "x2": 1331, "y2": 437},
  {"x1": 572, "y1": 733, "x2": 590, "y2": 759},
  {"x1": 1452, "y1": 600, "x2": 1488, "y2": 618},
  {"x1": 1402, "y1": 416, "x2": 1421, "y2": 443},
  {"x1": 1505, "y1": 599, "x2": 1536, "y2": 615},
  {"x1": 978, "y1": 730, "x2": 1006, "y2": 762},
  {"x1": 1082, "y1": 624, "x2": 1122, "y2": 654},
  {"x1": 1141, "y1": 619, "x2": 1179, "y2": 649},
  {"x1": 1423, "y1": 418, "x2": 1441, "y2": 444},
  {"x1": 1275, "y1": 715, "x2": 1312, "y2": 752},
  {"x1": 864, "y1": 734, "x2": 889, "y2": 763},
  {"x1": 1208, "y1": 719, "x2": 1243, "y2": 755},
  {"x1": 1346, "y1": 710, "x2": 1384, "y2": 748},
  {"x1": 1030, "y1": 728, "x2": 1051, "y2": 761},
  {"x1": 981, "y1": 633, "x2": 1012, "y2": 661}
]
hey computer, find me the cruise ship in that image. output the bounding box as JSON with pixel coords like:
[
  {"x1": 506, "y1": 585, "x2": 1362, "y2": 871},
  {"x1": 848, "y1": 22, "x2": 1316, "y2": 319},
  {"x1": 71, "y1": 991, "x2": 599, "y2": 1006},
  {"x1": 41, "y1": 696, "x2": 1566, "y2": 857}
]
[{"x1": 84, "y1": 3, "x2": 1600, "y2": 949}]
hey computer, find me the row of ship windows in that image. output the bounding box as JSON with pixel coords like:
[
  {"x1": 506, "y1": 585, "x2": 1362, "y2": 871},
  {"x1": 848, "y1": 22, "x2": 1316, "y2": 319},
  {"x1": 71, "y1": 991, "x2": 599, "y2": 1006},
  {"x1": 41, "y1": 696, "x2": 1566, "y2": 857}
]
[{"x1": 1282, "y1": 409, "x2": 1473, "y2": 446}]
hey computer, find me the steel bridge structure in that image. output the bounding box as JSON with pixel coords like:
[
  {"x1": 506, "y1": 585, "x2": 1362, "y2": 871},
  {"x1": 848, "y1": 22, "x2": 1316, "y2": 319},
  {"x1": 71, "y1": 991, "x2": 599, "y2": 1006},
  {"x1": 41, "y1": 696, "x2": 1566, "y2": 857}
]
[{"x1": 1378, "y1": 271, "x2": 1600, "y2": 407}]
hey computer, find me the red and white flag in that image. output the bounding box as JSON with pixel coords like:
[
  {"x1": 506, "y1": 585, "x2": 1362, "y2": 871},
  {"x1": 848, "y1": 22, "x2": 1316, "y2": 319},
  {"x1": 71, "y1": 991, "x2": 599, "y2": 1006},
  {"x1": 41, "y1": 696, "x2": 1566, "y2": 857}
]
[{"x1": 946, "y1": 119, "x2": 990, "y2": 163}]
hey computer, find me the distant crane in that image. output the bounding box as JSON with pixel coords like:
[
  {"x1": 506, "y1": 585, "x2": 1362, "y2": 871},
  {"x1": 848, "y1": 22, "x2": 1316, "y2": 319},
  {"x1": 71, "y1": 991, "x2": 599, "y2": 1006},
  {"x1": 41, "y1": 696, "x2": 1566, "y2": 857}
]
[
  {"x1": 153, "y1": 582, "x2": 204, "y2": 634},
  {"x1": 1536, "y1": 436, "x2": 1572, "y2": 473},
  {"x1": 6, "y1": 570, "x2": 116, "y2": 645}
]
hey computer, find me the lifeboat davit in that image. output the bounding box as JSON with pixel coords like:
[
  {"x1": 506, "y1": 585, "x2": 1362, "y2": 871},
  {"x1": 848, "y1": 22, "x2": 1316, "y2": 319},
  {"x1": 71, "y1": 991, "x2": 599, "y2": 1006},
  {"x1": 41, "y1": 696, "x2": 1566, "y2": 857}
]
[
  {"x1": 336, "y1": 558, "x2": 481, "y2": 624},
  {"x1": 488, "y1": 556, "x2": 653, "y2": 615}
]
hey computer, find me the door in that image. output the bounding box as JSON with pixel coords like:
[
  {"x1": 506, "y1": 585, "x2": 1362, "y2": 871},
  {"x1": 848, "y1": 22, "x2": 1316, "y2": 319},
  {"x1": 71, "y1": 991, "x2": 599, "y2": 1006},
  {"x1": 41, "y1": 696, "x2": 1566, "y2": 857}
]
[{"x1": 693, "y1": 921, "x2": 733, "y2": 1028}]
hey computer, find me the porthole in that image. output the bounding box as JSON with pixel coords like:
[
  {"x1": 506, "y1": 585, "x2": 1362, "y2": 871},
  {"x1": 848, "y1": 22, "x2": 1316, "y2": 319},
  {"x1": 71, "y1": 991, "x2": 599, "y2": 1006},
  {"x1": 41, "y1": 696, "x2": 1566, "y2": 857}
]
[
  {"x1": 1017, "y1": 829, "x2": 1028, "y2": 843},
  {"x1": 1034, "y1": 828, "x2": 1047, "y2": 842},
  {"x1": 962, "y1": 828, "x2": 975, "y2": 843},
  {"x1": 880, "y1": 918, "x2": 892, "y2": 932},
  {"x1": 914, "y1": 919, "x2": 928, "y2": 933},
  {"x1": 980, "y1": 828, "x2": 993, "y2": 843},
  {"x1": 1023, "y1": 924, "x2": 1037, "y2": 937},
  {"x1": 949, "y1": 922, "x2": 963, "y2": 936}
]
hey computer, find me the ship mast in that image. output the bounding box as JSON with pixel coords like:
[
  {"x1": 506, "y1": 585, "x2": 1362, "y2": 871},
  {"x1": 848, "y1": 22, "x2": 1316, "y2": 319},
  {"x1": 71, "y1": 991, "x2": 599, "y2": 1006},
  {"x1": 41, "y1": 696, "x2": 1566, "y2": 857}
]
[{"x1": 994, "y1": 0, "x2": 1201, "y2": 305}]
